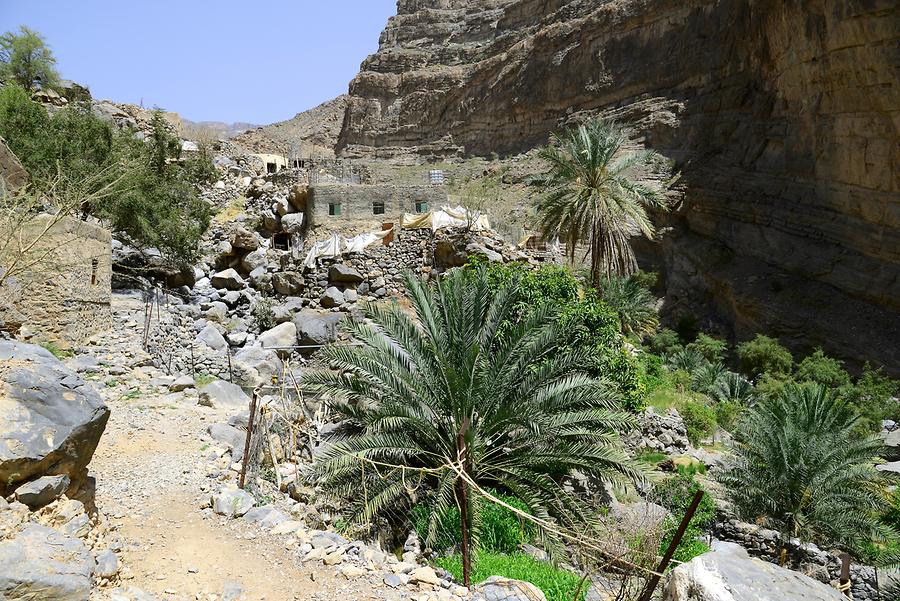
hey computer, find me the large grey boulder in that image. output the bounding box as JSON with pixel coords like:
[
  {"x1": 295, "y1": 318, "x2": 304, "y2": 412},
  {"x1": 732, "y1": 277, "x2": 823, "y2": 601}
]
[
  {"x1": 329, "y1": 264, "x2": 364, "y2": 284},
  {"x1": 0, "y1": 523, "x2": 94, "y2": 600},
  {"x1": 662, "y1": 541, "x2": 845, "y2": 600},
  {"x1": 273, "y1": 271, "x2": 304, "y2": 296},
  {"x1": 14, "y1": 474, "x2": 70, "y2": 509},
  {"x1": 241, "y1": 249, "x2": 268, "y2": 273},
  {"x1": 211, "y1": 269, "x2": 245, "y2": 291},
  {"x1": 207, "y1": 423, "x2": 245, "y2": 455},
  {"x1": 320, "y1": 286, "x2": 345, "y2": 309},
  {"x1": 258, "y1": 322, "x2": 297, "y2": 355},
  {"x1": 211, "y1": 488, "x2": 255, "y2": 518},
  {"x1": 198, "y1": 380, "x2": 251, "y2": 409},
  {"x1": 196, "y1": 323, "x2": 228, "y2": 351},
  {"x1": 233, "y1": 346, "x2": 283, "y2": 387},
  {"x1": 476, "y1": 576, "x2": 546, "y2": 601},
  {"x1": 280, "y1": 213, "x2": 304, "y2": 234},
  {"x1": 293, "y1": 309, "x2": 343, "y2": 348},
  {"x1": 0, "y1": 342, "x2": 110, "y2": 498},
  {"x1": 231, "y1": 226, "x2": 259, "y2": 251}
]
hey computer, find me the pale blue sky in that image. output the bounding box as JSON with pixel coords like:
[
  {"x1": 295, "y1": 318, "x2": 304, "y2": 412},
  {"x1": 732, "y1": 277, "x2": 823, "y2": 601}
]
[{"x1": 1, "y1": 1, "x2": 397, "y2": 124}]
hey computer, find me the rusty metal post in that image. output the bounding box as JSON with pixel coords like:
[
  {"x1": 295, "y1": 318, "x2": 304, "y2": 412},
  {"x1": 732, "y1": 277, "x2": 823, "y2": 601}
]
[
  {"x1": 227, "y1": 347, "x2": 234, "y2": 383},
  {"x1": 839, "y1": 553, "x2": 852, "y2": 598},
  {"x1": 239, "y1": 388, "x2": 260, "y2": 490},
  {"x1": 638, "y1": 490, "x2": 705, "y2": 601},
  {"x1": 190, "y1": 344, "x2": 195, "y2": 377}
]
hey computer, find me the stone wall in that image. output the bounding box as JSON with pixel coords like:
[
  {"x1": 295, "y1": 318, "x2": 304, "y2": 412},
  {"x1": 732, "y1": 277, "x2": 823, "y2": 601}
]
[
  {"x1": 714, "y1": 518, "x2": 880, "y2": 601},
  {"x1": 307, "y1": 184, "x2": 447, "y2": 232},
  {"x1": 1, "y1": 215, "x2": 112, "y2": 347}
]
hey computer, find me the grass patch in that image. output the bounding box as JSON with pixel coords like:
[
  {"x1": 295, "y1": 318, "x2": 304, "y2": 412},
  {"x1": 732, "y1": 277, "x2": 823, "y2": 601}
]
[
  {"x1": 635, "y1": 450, "x2": 668, "y2": 465},
  {"x1": 39, "y1": 341, "x2": 74, "y2": 359},
  {"x1": 212, "y1": 195, "x2": 247, "y2": 224},
  {"x1": 194, "y1": 373, "x2": 217, "y2": 388},
  {"x1": 120, "y1": 387, "x2": 141, "y2": 401},
  {"x1": 435, "y1": 553, "x2": 585, "y2": 601}
]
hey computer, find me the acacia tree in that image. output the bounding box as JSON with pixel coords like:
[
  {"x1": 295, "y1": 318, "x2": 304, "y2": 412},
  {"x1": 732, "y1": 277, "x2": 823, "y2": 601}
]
[
  {"x1": 536, "y1": 118, "x2": 672, "y2": 288},
  {"x1": 0, "y1": 26, "x2": 60, "y2": 91},
  {"x1": 305, "y1": 268, "x2": 642, "y2": 585}
]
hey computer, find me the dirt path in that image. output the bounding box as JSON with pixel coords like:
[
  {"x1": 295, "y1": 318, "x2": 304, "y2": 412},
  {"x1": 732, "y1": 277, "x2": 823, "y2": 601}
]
[{"x1": 85, "y1": 295, "x2": 398, "y2": 601}]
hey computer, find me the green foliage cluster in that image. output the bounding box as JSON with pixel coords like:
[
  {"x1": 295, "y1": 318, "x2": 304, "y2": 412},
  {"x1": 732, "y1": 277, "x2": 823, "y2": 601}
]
[
  {"x1": 0, "y1": 85, "x2": 213, "y2": 266},
  {"x1": 0, "y1": 26, "x2": 59, "y2": 90},
  {"x1": 678, "y1": 402, "x2": 717, "y2": 446},
  {"x1": 411, "y1": 490, "x2": 535, "y2": 554},
  {"x1": 720, "y1": 383, "x2": 890, "y2": 555},
  {"x1": 650, "y1": 473, "x2": 715, "y2": 562},
  {"x1": 736, "y1": 334, "x2": 793, "y2": 378},
  {"x1": 436, "y1": 553, "x2": 585, "y2": 601},
  {"x1": 596, "y1": 275, "x2": 659, "y2": 338}
]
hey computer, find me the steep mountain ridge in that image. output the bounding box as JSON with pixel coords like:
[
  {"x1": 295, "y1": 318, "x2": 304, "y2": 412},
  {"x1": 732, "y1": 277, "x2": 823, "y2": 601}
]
[
  {"x1": 234, "y1": 96, "x2": 348, "y2": 157},
  {"x1": 336, "y1": 0, "x2": 900, "y2": 371}
]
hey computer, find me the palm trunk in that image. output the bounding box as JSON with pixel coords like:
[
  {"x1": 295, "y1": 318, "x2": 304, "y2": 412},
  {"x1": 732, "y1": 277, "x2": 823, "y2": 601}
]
[
  {"x1": 590, "y1": 222, "x2": 601, "y2": 290},
  {"x1": 456, "y1": 477, "x2": 472, "y2": 586}
]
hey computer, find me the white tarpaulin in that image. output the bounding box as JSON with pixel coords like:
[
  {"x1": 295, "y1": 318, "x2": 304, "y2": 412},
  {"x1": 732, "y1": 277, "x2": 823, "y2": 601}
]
[
  {"x1": 401, "y1": 205, "x2": 491, "y2": 232},
  {"x1": 303, "y1": 229, "x2": 393, "y2": 268}
]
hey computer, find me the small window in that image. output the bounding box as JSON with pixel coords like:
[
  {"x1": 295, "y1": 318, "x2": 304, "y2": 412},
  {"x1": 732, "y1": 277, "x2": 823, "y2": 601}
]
[
  {"x1": 266, "y1": 162, "x2": 278, "y2": 174},
  {"x1": 273, "y1": 233, "x2": 291, "y2": 250},
  {"x1": 329, "y1": 202, "x2": 342, "y2": 216},
  {"x1": 415, "y1": 200, "x2": 429, "y2": 213},
  {"x1": 373, "y1": 200, "x2": 385, "y2": 215},
  {"x1": 90, "y1": 259, "x2": 99, "y2": 285}
]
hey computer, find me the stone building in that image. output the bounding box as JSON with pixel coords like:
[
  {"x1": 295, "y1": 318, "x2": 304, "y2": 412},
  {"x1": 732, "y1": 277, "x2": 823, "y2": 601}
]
[
  {"x1": 0, "y1": 215, "x2": 112, "y2": 347},
  {"x1": 307, "y1": 183, "x2": 448, "y2": 232}
]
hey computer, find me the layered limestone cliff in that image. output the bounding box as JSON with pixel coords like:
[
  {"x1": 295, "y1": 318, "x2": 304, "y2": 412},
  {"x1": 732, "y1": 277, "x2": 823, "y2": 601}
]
[{"x1": 338, "y1": 0, "x2": 900, "y2": 372}]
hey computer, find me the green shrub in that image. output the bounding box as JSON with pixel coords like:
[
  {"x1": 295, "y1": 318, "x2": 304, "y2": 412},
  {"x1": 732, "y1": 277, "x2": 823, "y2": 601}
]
[
  {"x1": 649, "y1": 328, "x2": 682, "y2": 356},
  {"x1": 795, "y1": 348, "x2": 851, "y2": 389},
  {"x1": 411, "y1": 490, "x2": 535, "y2": 554},
  {"x1": 650, "y1": 474, "x2": 715, "y2": 563},
  {"x1": 0, "y1": 26, "x2": 60, "y2": 91},
  {"x1": 844, "y1": 364, "x2": 900, "y2": 435},
  {"x1": 736, "y1": 334, "x2": 793, "y2": 378},
  {"x1": 39, "y1": 341, "x2": 73, "y2": 359},
  {"x1": 251, "y1": 297, "x2": 276, "y2": 332},
  {"x1": 436, "y1": 553, "x2": 585, "y2": 601},
  {"x1": 637, "y1": 352, "x2": 670, "y2": 395},
  {"x1": 714, "y1": 400, "x2": 742, "y2": 431},
  {"x1": 679, "y1": 401, "x2": 716, "y2": 445},
  {"x1": 686, "y1": 333, "x2": 727, "y2": 364}
]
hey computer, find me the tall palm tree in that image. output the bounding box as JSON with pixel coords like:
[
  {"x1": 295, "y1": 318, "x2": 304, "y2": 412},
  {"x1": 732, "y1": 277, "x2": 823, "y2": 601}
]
[
  {"x1": 719, "y1": 383, "x2": 889, "y2": 563},
  {"x1": 536, "y1": 118, "x2": 671, "y2": 288},
  {"x1": 597, "y1": 275, "x2": 659, "y2": 338},
  {"x1": 305, "y1": 268, "x2": 642, "y2": 585}
]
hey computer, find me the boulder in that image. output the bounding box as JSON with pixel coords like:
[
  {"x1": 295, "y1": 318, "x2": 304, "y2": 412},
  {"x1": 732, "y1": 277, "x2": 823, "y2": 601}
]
[
  {"x1": 211, "y1": 269, "x2": 245, "y2": 291},
  {"x1": 272, "y1": 298, "x2": 305, "y2": 323},
  {"x1": 231, "y1": 226, "x2": 259, "y2": 250},
  {"x1": 0, "y1": 342, "x2": 109, "y2": 497},
  {"x1": 320, "y1": 286, "x2": 345, "y2": 309},
  {"x1": 258, "y1": 322, "x2": 297, "y2": 356},
  {"x1": 94, "y1": 549, "x2": 119, "y2": 579},
  {"x1": 280, "y1": 213, "x2": 304, "y2": 234},
  {"x1": 293, "y1": 309, "x2": 343, "y2": 348},
  {"x1": 241, "y1": 249, "x2": 268, "y2": 273},
  {"x1": 476, "y1": 576, "x2": 546, "y2": 601},
  {"x1": 662, "y1": 541, "x2": 845, "y2": 601},
  {"x1": 233, "y1": 346, "x2": 283, "y2": 387},
  {"x1": 196, "y1": 323, "x2": 228, "y2": 351},
  {"x1": 204, "y1": 301, "x2": 229, "y2": 322},
  {"x1": 169, "y1": 375, "x2": 195, "y2": 392},
  {"x1": 207, "y1": 423, "x2": 246, "y2": 455},
  {"x1": 198, "y1": 380, "x2": 251, "y2": 409},
  {"x1": 14, "y1": 475, "x2": 70, "y2": 509},
  {"x1": 211, "y1": 488, "x2": 255, "y2": 518},
  {"x1": 0, "y1": 523, "x2": 94, "y2": 600},
  {"x1": 273, "y1": 271, "x2": 305, "y2": 296},
  {"x1": 329, "y1": 264, "x2": 364, "y2": 284}
]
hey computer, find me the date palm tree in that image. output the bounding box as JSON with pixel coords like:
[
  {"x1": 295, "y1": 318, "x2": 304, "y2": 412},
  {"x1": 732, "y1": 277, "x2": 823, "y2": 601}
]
[
  {"x1": 305, "y1": 268, "x2": 642, "y2": 585},
  {"x1": 719, "y1": 383, "x2": 890, "y2": 563},
  {"x1": 536, "y1": 118, "x2": 672, "y2": 288},
  {"x1": 597, "y1": 275, "x2": 659, "y2": 338}
]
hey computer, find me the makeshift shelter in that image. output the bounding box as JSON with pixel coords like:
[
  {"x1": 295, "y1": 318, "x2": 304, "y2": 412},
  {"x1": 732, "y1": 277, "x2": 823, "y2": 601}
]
[
  {"x1": 303, "y1": 229, "x2": 393, "y2": 268},
  {"x1": 401, "y1": 205, "x2": 491, "y2": 232}
]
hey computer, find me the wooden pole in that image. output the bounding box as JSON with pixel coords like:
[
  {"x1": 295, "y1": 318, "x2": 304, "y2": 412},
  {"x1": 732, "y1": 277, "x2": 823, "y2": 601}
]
[
  {"x1": 239, "y1": 388, "x2": 260, "y2": 490},
  {"x1": 637, "y1": 490, "x2": 705, "y2": 601},
  {"x1": 839, "y1": 553, "x2": 852, "y2": 598}
]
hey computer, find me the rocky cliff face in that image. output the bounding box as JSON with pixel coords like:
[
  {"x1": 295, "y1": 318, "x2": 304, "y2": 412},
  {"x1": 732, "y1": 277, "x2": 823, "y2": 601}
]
[{"x1": 338, "y1": 0, "x2": 900, "y2": 372}]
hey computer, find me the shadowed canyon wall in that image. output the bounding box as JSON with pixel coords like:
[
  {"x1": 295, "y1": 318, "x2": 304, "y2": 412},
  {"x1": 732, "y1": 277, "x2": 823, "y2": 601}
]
[{"x1": 337, "y1": 0, "x2": 900, "y2": 372}]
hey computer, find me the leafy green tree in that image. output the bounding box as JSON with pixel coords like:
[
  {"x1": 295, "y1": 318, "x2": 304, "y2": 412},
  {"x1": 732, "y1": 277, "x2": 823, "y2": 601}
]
[
  {"x1": 686, "y1": 333, "x2": 727, "y2": 364},
  {"x1": 795, "y1": 348, "x2": 851, "y2": 389},
  {"x1": 844, "y1": 364, "x2": 900, "y2": 435},
  {"x1": 306, "y1": 268, "x2": 642, "y2": 585},
  {"x1": 0, "y1": 26, "x2": 60, "y2": 91},
  {"x1": 0, "y1": 84, "x2": 52, "y2": 171},
  {"x1": 736, "y1": 334, "x2": 793, "y2": 379},
  {"x1": 597, "y1": 275, "x2": 659, "y2": 338},
  {"x1": 720, "y1": 383, "x2": 890, "y2": 562},
  {"x1": 651, "y1": 473, "x2": 716, "y2": 562},
  {"x1": 536, "y1": 118, "x2": 671, "y2": 287},
  {"x1": 648, "y1": 328, "x2": 681, "y2": 356}
]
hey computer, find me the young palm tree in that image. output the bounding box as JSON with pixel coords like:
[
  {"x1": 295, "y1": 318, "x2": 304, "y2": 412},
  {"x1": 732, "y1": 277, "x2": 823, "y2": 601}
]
[
  {"x1": 536, "y1": 118, "x2": 671, "y2": 288},
  {"x1": 304, "y1": 268, "x2": 642, "y2": 585},
  {"x1": 709, "y1": 371, "x2": 755, "y2": 405},
  {"x1": 719, "y1": 383, "x2": 889, "y2": 562},
  {"x1": 597, "y1": 276, "x2": 659, "y2": 338}
]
